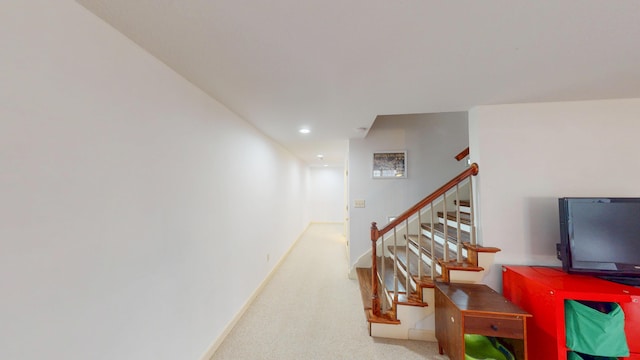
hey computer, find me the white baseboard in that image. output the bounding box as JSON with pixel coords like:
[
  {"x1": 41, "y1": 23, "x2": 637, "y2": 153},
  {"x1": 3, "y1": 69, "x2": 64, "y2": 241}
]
[
  {"x1": 408, "y1": 328, "x2": 436, "y2": 342},
  {"x1": 199, "y1": 224, "x2": 310, "y2": 360}
]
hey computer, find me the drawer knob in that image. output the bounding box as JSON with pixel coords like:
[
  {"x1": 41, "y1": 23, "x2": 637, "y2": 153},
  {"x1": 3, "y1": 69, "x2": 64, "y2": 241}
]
[{"x1": 490, "y1": 324, "x2": 499, "y2": 331}]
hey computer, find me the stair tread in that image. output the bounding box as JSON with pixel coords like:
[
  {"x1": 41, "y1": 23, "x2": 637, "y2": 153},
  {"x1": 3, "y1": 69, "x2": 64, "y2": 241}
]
[
  {"x1": 387, "y1": 245, "x2": 433, "y2": 280},
  {"x1": 437, "y1": 211, "x2": 471, "y2": 225},
  {"x1": 366, "y1": 309, "x2": 401, "y2": 325},
  {"x1": 439, "y1": 259, "x2": 484, "y2": 272},
  {"x1": 378, "y1": 256, "x2": 407, "y2": 294},
  {"x1": 403, "y1": 235, "x2": 443, "y2": 282},
  {"x1": 406, "y1": 234, "x2": 449, "y2": 262},
  {"x1": 454, "y1": 199, "x2": 471, "y2": 207},
  {"x1": 464, "y1": 242, "x2": 501, "y2": 253},
  {"x1": 406, "y1": 233, "x2": 483, "y2": 272},
  {"x1": 395, "y1": 293, "x2": 428, "y2": 307},
  {"x1": 421, "y1": 222, "x2": 471, "y2": 243},
  {"x1": 357, "y1": 266, "x2": 395, "y2": 318}
]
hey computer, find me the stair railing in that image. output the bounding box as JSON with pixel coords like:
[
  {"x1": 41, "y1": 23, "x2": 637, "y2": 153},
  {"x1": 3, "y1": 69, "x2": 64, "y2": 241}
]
[
  {"x1": 369, "y1": 163, "x2": 479, "y2": 318},
  {"x1": 455, "y1": 147, "x2": 470, "y2": 162}
]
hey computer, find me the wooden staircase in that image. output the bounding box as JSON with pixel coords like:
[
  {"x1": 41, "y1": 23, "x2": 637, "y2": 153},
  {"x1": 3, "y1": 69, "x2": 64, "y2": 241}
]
[{"x1": 356, "y1": 163, "x2": 500, "y2": 341}]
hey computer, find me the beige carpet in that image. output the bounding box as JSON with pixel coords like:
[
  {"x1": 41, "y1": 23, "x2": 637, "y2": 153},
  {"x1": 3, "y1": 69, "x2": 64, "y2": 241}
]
[{"x1": 209, "y1": 223, "x2": 449, "y2": 360}]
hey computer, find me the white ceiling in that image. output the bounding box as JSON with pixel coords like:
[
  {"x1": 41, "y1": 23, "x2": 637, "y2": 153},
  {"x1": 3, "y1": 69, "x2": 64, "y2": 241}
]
[{"x1": 76, "y1": 0, "x2": 640, "y2": 167}]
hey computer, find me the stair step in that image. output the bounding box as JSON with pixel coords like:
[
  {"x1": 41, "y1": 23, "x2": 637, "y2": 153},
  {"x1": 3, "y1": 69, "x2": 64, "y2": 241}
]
[
  {"x1": 437, "y1": 211, "x2": 471, "y2": 225},
  {"x1": 438, "y1": 259, "x2": 483, "y2": 272},
  {"x1": 421, "y1": 222, "x2": 471, "y2": 244},
  {"x1": 395, "y1": 293, "x2": 428, "y2": 307},
  {"x1": 356, "y1": 267, "x2": 401, "y2": 325},
  {"x1": 419, "y1": 228, "x2": 461, "y2": 260},
  {"x1": 406, "y1": 234, "x2": 450, "y2": 266},
  {"x1": 406, "y1": 232, "x2": 483, "y2": 275},
  {"x1": 454, "y1": 199, "x2": 470, "y2": 207},
  {"x1": 378, "y1": 256, "x2": 407, "y2": 294},
  {"x1": 387, "y1": 245, "x2": 433, "y2": 287}
]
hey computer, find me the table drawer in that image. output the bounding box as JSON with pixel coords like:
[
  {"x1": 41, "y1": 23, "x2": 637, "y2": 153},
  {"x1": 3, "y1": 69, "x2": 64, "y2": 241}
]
[{"x1": 464, "y1": 315, "x2": 524, "y2": 339}]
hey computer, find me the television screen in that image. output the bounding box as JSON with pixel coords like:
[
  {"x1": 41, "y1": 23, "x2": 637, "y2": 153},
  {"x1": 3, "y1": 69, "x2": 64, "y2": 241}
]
[{"x1": 558, "y1": 197, "x2": 640, "y2": 281}]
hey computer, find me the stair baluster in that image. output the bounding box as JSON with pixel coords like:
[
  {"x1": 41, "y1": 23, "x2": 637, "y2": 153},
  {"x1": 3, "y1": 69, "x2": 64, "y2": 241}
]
[
  {"x1": 469, "y1": 180, "x2": 476, "y2": 246},
  {"x1": 455, "y1": 184, "x2": 462, "y2": 263},
  {"x1": 417, "y1": 211, "x2": 423, "y2": 280},
  {"x1": 430, "y1": 203, "x2": 436, "y2": 279},
  {"x1": 392, "y1": 226, "x2": 398, "y2": 309},
  {"x1": 443, "y1": 192, "x2": 449, "y2": 263},
  {"x1": 404, "y1": 218, "x2": 410, "y2": 299}
]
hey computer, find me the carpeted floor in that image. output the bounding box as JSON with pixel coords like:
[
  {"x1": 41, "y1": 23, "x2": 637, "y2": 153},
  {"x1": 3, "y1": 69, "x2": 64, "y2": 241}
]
[{"x1": 209, "y1": 223, "x2": 449, "y2": 360}]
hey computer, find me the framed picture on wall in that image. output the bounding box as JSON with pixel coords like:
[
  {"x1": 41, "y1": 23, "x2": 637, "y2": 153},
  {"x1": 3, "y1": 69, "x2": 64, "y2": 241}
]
[{"x1": 372, "y1": 151, "x2": 407, "y2": 178}]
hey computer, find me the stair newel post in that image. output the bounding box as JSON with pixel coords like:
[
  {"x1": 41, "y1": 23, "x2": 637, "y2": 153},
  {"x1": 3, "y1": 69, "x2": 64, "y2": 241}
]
[
  {"x1": 469, "y1": 163, "x2": 479, "y2": 246},
  {"x1": 455, "y1": 183, "x2": 462, "y2": 263},
  {"x1": 370, "y1": 222, "x2": 381, "y2": 317},
  {"x1": 417, "y1": 211, "x2": 423, "y2": 280},
  {"x1": 469, "y1": 177, "x2": 475, "y2": 247}
]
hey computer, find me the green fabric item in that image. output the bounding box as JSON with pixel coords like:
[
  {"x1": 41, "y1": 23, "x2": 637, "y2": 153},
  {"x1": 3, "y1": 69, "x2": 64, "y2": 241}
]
[
  {"x1": 567, "y1": 352, "x2": 584, "y2": 360},
  {"x1": 464, "y1": 334, "x2": 513, "y2": 360},
  {"x1": 565, "y1": 300, "x2": 629, "y2": 357}
]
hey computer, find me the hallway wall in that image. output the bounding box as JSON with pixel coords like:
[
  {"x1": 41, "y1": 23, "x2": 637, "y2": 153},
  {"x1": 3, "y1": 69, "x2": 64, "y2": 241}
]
[
  {"x1": 309, "y1": 167, "x2": 345, "y2": 223},
  {"x1": 0, "y1": 2, "x2": 310, "y2": 359}
]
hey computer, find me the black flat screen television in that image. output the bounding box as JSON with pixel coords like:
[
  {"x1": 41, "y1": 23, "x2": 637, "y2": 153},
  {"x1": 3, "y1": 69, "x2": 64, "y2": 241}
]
[{"x1": 557, "y1": 197, "x2": 640, "y2": 286}]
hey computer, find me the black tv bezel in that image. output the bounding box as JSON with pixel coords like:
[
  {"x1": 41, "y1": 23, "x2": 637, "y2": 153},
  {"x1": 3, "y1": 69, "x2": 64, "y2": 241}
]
[{"x1": 558, "y1": 197, "x2": 640, "y2": 280}]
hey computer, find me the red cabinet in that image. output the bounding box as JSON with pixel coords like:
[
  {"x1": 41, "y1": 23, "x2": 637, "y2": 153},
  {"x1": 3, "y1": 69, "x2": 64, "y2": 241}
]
[{"x1": 502, "y1": 266, "x2": 640, "y2": 360}]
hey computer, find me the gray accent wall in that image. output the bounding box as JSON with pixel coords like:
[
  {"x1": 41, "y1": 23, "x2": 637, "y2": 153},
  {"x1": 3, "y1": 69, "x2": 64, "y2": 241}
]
[{"x1": 347, "y1": 112, "x2": 469, "y2": 268}]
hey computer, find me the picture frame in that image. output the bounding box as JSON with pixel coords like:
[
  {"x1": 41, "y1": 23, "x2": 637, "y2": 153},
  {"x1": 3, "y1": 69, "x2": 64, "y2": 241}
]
[{"x1": 372, "y1": 151, "x2": 407, "y2": 179}]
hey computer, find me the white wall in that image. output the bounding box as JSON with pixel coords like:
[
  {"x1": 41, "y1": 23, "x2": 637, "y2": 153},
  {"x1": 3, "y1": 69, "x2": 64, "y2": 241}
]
[
  {"x1": 0, "y1": 2, "x2": 309, "y2": 359},
  {"x1": 348, "y1": 112, "x2": 469, "y2": 267},
  {"x1": 469, "y1": 98, "x2": 640, "y2": 290},
  {"x1": 309, "y1": 167, "x2": 345, "y2": 223}
]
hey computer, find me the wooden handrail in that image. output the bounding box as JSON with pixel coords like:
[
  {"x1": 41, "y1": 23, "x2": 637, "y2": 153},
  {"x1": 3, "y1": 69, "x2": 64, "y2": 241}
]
[
  {"x1": 377, "y1": 163, "x2": 478, "y2": 237},
  {"x1": 454, "y1": 147, "x2": 469, "y2": 161}
]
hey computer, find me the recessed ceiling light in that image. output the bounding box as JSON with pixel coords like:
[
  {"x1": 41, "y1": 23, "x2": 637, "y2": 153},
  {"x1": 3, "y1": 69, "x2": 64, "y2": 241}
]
[
  {"x1": 299, "y1": 128, "x2": 311, "y2": 134},
  {"x1": 317, "y1": 154, "x2": 324, "y2": 159}
]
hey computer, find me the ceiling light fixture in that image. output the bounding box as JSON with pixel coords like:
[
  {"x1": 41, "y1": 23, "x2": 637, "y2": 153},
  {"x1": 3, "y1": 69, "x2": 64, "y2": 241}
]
[{"x1": 299, "y1": 128, "x2": 311, "y2": 134}]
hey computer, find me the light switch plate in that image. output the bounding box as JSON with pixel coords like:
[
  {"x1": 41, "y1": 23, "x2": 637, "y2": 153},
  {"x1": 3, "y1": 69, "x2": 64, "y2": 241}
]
[{"x1": 354, "y1": 199, "x2": 365, "y2": 208}]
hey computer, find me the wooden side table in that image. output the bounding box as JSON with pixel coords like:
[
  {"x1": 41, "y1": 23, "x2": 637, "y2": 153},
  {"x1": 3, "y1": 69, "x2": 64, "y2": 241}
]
[{"x1": 435, "y1": 282, "x2": 531, "y2": 360}]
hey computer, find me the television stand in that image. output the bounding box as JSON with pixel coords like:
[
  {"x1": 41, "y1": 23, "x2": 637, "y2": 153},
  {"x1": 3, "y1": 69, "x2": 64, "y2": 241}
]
[
  {"x1": 598, "y1": 275, "x2": 640, "y2": 287},
  {"x1": 502, "y1": 266, "x2": 640, "y2": 360}
]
